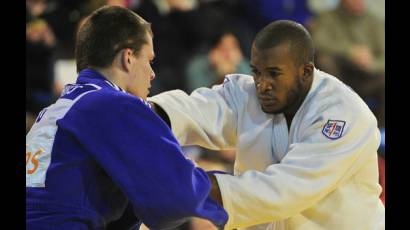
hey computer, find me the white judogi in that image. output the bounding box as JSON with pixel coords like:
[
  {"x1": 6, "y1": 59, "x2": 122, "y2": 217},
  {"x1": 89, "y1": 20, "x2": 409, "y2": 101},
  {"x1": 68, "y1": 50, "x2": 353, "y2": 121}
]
[{"x1": 149, "y1": 69, "x2": 385, "y2": 230}]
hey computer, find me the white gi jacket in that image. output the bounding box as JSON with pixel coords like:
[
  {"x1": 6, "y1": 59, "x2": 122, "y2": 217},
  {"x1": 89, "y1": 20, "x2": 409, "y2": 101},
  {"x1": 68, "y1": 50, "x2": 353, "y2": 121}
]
[{"x1": 149, "y1": 69, "x2": 385, "y2": 230}]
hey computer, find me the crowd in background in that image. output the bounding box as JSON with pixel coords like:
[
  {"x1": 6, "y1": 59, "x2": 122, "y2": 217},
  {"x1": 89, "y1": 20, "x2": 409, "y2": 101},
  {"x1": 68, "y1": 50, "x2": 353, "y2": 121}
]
[{"x1": 26, "y1": 0, "x2": 385, "y2": 228}]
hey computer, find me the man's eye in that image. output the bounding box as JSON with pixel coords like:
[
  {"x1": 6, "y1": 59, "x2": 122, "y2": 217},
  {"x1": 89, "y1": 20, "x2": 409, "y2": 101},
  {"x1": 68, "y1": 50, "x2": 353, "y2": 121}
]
[
  {"x1": 269, "y1": 71, "x2": 279, "y2": 77},
  {"x1": 252, "y1": 69, "x2": 260, "y2": 75}
]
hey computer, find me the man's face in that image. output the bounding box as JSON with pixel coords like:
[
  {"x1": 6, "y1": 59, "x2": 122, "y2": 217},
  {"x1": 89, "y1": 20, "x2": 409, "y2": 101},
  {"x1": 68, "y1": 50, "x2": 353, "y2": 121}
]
[
  {"x1": 250, "y1": 43, "x2": 304, "y2": 114},
  {"x1": 342, "y1": 0, "x2": 365, "y2": 16},
  {"x1": 127, "y1": 32, "x2": 155, "y2": 100}
]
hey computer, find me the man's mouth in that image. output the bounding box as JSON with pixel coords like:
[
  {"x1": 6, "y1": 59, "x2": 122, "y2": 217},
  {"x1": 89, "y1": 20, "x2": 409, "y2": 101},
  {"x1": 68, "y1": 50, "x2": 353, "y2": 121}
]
[
  {"x1": 258, "y1": 95, "x2": 276, "y2": 102},
  {"x1": 258, "y1": 95, "x2": 277, "y2": 108}
]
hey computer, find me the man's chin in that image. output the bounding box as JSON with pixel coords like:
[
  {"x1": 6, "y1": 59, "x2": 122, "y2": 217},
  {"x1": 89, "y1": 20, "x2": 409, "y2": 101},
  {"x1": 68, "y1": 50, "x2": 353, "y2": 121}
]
[{"x1": 261, "y1": 104, "x2": 284, "y2": 115}]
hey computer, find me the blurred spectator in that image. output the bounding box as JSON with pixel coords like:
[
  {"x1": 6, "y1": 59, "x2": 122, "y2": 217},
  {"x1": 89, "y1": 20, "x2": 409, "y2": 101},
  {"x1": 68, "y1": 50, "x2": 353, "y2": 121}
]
[
  {"x1": 308, "y1": 0, "x2": 384, "y2": 18},
  {"x1": 133, "y1": 0, "x2": 202, "y2": 94},
  {"x1": 240, "y1": 0, "x2": 314, "y2": 32},
  {"x1": 308, "y1": 0, "x2": 339, "y2": 14},
  {"x1": 47, "y1": 0, "x2": 92, "y2": 59},
  {"x1": 310, "y1": 0, "x2": 385, "y2": 127},
  {"x1": 133, "y1": 0, "x2": 254, "y2": 94},
  {"x1": 367, "y1": 0, "x2": 384, "y2": 21},
  {"x1": 106, "y1": 0, "x2": 128, "y2": 7},
  {"x1": 185, "y1": 32, "x2": 252, "y2": 92},
  {"x1": 27, "y1": 0, "x2": 95, "y2": 133},
  {"x1": 196, "y1": 0, "x2": 255, "y2": 58},
  {"x1": 26, "y1": 0, "x2": 57, "y2": 116}
]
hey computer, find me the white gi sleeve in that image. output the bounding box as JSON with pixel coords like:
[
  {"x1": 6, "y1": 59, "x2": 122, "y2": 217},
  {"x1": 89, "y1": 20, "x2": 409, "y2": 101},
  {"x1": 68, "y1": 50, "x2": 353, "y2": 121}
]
[
  {"x1": 148, "y1": 83, "x2": 238, "y2": 150},
  {"x1": 215, "y1": 104, "x2": 381, "y2": 229}
]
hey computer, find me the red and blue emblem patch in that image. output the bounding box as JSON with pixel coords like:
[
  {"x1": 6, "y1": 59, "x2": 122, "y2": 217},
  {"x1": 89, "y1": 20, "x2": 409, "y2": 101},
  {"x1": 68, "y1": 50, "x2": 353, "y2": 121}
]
[{"x1": 322, "y1": 120, "x2": 346, "y2": 139}]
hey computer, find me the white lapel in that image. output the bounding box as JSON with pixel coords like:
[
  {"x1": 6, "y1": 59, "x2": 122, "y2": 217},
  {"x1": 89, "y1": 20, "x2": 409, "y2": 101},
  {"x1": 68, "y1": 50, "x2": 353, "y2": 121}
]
[{"x1": 272, "y1": 113, "x2": 289, "y2": 162}]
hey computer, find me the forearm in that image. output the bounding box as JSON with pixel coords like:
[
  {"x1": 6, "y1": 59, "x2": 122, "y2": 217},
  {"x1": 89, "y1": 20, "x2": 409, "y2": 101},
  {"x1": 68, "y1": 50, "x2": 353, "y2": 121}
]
[{"x1": 148, "y1": 89, "x2": 237, "y2": 149}]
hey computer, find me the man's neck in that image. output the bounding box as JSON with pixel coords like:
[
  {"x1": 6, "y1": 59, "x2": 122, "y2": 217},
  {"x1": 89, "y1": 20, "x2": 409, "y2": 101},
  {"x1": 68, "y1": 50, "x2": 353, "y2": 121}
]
[
  {"x1": 96, "y1": 67, "x2": 125, "y2": 90},
  {"x1": 284, "y1": 75, "x2": 314, "y2": 129}
]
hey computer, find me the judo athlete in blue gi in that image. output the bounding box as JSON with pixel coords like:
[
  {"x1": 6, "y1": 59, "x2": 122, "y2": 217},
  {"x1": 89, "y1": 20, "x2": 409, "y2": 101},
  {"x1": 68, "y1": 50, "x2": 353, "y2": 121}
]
[{"x1": 26, "y1": 6, "x2": 228, "y2": 230}]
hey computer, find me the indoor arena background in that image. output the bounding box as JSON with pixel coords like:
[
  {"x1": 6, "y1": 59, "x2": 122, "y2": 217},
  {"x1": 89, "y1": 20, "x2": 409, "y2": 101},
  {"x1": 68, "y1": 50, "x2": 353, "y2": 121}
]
[{"x1": 26, "y1": 0, "x2": 385, "y2": 229}]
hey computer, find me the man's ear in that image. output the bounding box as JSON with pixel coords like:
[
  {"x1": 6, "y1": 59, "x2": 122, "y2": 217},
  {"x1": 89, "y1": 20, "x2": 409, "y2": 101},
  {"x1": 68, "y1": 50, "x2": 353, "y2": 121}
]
[
  {"x1": 301, "y1": 62, "x2": 314, "y2": 80},
  {"x1": 121, "y1": 48, "x2": 133, "y2": 72}
]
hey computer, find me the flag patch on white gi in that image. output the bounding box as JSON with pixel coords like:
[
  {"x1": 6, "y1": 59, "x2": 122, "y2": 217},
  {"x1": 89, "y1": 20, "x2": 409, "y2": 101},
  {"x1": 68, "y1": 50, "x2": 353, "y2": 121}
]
[{"x1": 322, "y1": 120, "x2": 345, "y2": 139}]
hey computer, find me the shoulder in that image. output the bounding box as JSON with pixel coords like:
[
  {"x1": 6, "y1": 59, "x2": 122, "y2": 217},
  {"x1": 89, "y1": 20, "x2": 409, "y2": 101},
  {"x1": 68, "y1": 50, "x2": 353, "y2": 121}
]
[
  {"x1": 70, "y1": 87, "x2": 152, "y2": 117},
  {"x1": 58, "y1": 88, "x2": 166, "y2": 137},
  {"x1": 295, "y1": 72, "x2": 378, "y2": 142},
  {"x1": 222, "y1": 74, "x2": 255, "y2": 92},
  {"x1": 59, "y1": 83, "x2": 102, "y2": 101},
  {"x1": 211, "y1": 74, "x2": 255, "y2": 103},
  {"x1": 224, "y1": 73, "x2": 254, "y2": 83},
  {"x1": 304, "y1": 70, "x2": 377, "y2": 126}
]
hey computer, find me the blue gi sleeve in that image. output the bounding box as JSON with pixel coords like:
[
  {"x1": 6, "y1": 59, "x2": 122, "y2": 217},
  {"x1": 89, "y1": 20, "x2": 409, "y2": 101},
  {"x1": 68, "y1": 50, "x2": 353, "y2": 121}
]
[{"x1": 61, "y1": 92, "x2": 228, "y2": 229}]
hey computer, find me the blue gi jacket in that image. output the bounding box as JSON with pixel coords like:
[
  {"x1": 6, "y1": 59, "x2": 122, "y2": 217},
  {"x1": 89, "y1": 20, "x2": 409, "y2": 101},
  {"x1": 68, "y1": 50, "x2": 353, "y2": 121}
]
[{"x1": 26, "y1": 69, "x2": 228, "y2": 230}]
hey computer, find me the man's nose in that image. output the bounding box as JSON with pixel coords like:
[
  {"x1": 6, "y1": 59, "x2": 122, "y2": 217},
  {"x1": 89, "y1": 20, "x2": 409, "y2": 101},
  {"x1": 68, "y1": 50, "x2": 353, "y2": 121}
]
[
  {"x1": 257, "y1": 79, "x2": 273, "y2": 92},
  {"x1": 150, "y1": 70, "x2": 156, "y2": 80}
]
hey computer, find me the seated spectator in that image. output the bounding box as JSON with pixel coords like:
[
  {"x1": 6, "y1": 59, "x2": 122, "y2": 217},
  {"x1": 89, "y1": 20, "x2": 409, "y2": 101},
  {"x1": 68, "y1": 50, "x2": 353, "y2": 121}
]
[
  {"x1": 240, "y1": 0, "x2": 313, "y2": 31},
  {"x1": 310, "y1": 0, "x2": 384, "y2": 127},
  {"x1": 134, "y1": 0, "x2": 202, "y2": 94},
  {"x1": 185, "y1": 31, "x2": 252, "y2": 92},
  {"x1": 26, "y1": 0, "x2": 57, "y2": 115}
]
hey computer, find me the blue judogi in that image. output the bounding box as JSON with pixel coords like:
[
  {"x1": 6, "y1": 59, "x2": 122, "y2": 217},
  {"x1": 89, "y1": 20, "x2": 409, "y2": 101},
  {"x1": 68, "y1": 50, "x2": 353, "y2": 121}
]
[{"x1": 26, "y1": 69, "x2": 228, "y2": 230}]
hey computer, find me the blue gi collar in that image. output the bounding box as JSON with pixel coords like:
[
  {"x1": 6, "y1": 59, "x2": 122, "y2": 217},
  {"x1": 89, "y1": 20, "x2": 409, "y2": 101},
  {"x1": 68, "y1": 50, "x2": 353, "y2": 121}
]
[
  {"x1": 76, "y1": 68, "x2": 126, "y2": 93},
  {"x1": 75, "y1": 68, "x2": 152, "y2": 109}
]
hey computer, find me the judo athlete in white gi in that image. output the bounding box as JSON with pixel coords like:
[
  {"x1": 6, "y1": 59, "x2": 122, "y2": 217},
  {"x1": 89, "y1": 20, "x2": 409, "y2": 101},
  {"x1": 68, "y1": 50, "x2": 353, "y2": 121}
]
[{"x1": 148, "y1": 20, "x2": 385, "y2": 229}]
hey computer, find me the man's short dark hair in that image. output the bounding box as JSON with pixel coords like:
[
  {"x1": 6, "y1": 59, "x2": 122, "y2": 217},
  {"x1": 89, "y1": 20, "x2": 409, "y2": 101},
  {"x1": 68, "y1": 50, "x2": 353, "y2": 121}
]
[
  {"x1": 254, "y1": 20, "x2": 314, "y2": 66},
  {"x1": 75, "y1": 6, "x2": 152, "y2": 72}
]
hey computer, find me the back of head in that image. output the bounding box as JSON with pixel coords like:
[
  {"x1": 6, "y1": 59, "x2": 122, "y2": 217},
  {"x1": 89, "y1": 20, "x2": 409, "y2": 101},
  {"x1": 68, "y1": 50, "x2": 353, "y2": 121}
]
[
  {"x1": 254, "y1": 20, "x2": 314, "y2": 66},
  {"x1": 75, "y1": 5, "x2": 152, "y2": 72}
]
